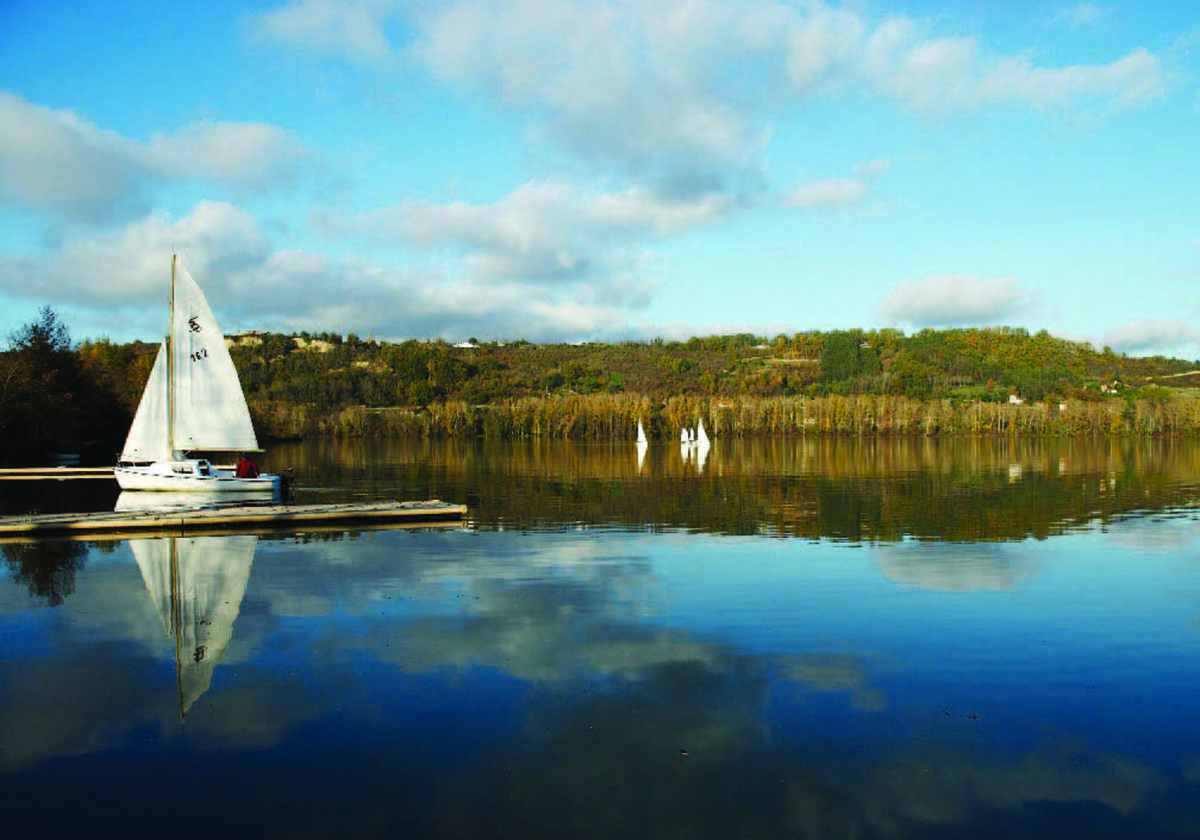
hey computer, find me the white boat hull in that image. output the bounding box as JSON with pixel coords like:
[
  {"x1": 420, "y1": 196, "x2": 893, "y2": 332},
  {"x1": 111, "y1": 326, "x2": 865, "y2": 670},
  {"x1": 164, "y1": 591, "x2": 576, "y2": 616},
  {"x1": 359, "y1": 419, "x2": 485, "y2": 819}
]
[{"x1": 116, "y1": 462, "x2": 280, "y2": 492}]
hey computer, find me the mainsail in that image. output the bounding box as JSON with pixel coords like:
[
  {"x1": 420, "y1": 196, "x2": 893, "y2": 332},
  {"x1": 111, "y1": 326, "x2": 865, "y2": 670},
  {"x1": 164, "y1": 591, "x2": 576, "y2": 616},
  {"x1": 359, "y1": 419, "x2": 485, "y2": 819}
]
[
  {"x1": 169, "y1": 262, "x2": 259, "y2": 453},
  {"x1": 133, "y1": 535, "x2": 257, "y2": 716}
]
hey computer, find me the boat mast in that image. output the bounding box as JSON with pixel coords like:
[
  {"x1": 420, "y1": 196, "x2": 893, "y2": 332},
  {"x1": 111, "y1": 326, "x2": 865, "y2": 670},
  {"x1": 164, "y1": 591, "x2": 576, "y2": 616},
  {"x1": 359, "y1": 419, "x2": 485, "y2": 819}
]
[{"x1": 168, "y1": 254, "x2": 176, "y2": 458}]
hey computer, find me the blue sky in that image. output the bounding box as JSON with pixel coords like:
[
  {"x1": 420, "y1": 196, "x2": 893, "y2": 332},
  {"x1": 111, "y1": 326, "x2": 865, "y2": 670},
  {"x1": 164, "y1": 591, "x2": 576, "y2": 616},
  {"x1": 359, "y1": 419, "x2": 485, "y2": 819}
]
[{"x1": 1, "y1": 0, "x2": 1197, "y2": 356}]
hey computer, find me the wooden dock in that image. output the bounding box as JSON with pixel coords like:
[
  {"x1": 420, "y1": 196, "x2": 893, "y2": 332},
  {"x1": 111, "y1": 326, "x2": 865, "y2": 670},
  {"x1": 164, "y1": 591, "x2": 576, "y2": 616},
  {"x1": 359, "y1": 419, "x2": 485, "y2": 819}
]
[
  {"x1": 0, "y1": 500, "x2": 467, "y2": 539},
  {"x1": 0, "y1": 466, "x2": 115, "y2": 480}
]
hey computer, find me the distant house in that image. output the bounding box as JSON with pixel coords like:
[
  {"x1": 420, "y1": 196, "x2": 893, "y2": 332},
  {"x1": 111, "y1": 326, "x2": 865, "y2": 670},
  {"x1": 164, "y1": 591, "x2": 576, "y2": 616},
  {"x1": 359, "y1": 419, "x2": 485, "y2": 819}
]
[
  {"x1": 1008, "y1": 394, "x2": 1024, "y2": 405},
  {"x1": 226, "y1": 330, "x2": 264, "y2": 347},
  {"x1": 453, "y1": 341, "x2": 478, "y2": 349}
]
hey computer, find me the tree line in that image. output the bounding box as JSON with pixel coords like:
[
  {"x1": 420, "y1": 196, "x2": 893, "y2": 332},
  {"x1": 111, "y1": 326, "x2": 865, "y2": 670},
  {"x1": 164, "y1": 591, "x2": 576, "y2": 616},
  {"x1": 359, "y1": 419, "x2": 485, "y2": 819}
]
[{"x1": 2, "y1": 310, "x2": 1199, "y2": 464}]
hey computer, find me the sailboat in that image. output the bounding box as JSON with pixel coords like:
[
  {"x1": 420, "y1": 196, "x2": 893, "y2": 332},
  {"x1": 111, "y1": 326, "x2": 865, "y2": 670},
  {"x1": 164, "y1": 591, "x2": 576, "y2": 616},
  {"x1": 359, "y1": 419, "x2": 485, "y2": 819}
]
[
  {"x1": 115, "y1": 255, "x2": 281, "y2": 491},
  {"x1": 132, "y1": 534, "x2": 257, "y2": 718},
  {"x1": 696, "y1": 418, "x2": 710, "y2": 446},
  {"x1": 636, "y1": 420, "x2": 648, "y2": 444}
]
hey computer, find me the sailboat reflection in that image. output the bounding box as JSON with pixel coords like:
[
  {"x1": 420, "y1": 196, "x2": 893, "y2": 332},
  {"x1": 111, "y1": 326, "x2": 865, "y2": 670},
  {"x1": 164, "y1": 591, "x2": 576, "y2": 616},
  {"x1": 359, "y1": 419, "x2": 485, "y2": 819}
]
[
  {"x1": 130, "y1": 535, "x2": 257, "y2": 718},
  {"x1": 679, "y1": 438, "x2": 710, "y2": 474}
]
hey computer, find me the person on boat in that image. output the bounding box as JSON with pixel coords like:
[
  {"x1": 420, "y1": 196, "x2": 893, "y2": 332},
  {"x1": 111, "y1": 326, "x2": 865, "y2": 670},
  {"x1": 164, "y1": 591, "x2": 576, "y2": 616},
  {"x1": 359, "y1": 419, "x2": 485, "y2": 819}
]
[{"x1": 235, "y1": 456, "x2": 260, "y2": 478}]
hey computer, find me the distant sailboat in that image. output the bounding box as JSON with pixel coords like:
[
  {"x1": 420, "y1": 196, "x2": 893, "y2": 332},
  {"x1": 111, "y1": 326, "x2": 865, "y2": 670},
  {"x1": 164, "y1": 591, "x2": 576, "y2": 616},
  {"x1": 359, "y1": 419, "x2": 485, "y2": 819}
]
[
  {"x1": 132, "y1": 534, "x2": 257, "y2": 718},
  {"x1": 637, "y1": 420, "x2": 648, "y2": 444},
  {"x1": 696, "y1": 418, "x2": 710, "y2": 446},
  {"x1": 680, "y1": 427, "x2": 690, "y2": 444},
  {"x1": 115, "y1": 255, "x2": 280, "y2": 492}
]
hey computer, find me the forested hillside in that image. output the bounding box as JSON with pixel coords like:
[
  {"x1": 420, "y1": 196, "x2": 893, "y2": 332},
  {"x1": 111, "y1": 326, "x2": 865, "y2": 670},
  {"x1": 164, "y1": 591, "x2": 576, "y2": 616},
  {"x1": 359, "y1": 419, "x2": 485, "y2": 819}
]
[
  {"x1": 225, "y1": 326, "x2": 1197, "y2": 409},
  {"x1": 3, "y1": 313, "x2": 1199, "y2": 465}
]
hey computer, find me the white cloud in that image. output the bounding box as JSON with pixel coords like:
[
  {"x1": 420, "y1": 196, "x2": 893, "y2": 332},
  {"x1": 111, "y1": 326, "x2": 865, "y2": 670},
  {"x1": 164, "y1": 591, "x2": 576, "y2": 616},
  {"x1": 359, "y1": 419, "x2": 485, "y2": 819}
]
[
  {"x1": 329, "y1": 178, "x2": 728, "y2": 298},
  {"x1": 253, "y1": 0, "x2": 1164, "y2": 178},
  {"x1": 1100, "y1": 318, "x2": 1200, "y2": 356},
  {"x1": 1056, "y1": 3, "x2": 1106, "y2": 27},
  {"x1": 784, "y1": 177, "x2": 868, "y2": 209},
  {"x1": 877, "y1": 275, "x2": 1038, "y2": 326},
  {"x1": 0, "y1": 92, "x2": 141, "y2": 218},
  {"x1": 0, "y1": 91, "x2": 305, "y2": 218},
  {"x1": 0, "y1": 201, "x2": 268, "y2": 310},
  {"x1": 862, "y1": 18, "x2": 1161, "y2": 112},
  {"x1": 144, "y1": 121, "x2": 306, "y2": 189},
  {"x1": 0, "y1": 202, "x2": 637, "y2": 342},
  {"x1": 253, "y1": 0, "x2": 397, "y2": 62},
  {"x1": 225, "y1": 249, "x2": 632, "y2": 340},
  {"x1": 783, "y1": 160, "x2": 887, "y2": 211}
]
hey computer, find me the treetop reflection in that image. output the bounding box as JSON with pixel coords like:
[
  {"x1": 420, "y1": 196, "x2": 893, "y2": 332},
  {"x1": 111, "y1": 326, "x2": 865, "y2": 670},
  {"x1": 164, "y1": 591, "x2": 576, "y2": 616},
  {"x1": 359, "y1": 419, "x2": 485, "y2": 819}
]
[{"x1": 271, "y1": 436, "x2": 1200, "y2": 542}]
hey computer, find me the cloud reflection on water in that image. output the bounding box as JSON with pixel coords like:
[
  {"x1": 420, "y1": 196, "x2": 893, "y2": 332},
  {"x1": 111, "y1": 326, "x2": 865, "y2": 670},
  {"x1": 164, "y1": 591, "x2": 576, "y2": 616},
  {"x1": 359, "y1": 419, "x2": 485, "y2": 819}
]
[
  {"x1": 876, "y1": 541, "x2": 1036, "y2": 592},
  {"x1": 1, "y1": 525, "x2": 1197, "y2": 837}
]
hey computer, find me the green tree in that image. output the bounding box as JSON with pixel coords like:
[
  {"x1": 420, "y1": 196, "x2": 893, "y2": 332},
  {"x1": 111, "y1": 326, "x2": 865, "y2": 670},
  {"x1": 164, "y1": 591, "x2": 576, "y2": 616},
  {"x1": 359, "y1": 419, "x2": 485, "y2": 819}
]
[{"x1": 821, "y1": 331, "x2": 860, "y2": 382}]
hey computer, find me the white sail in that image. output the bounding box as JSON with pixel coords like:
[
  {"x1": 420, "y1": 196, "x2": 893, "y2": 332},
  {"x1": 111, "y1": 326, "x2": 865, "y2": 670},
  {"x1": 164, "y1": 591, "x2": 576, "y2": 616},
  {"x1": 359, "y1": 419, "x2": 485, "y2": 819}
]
[
  {"x1": 133, "y1": 535, "x2": 257, "y2": 715},
  {"x1": 637, "y1": 420, "x2": 647, "y2": 444},
  {"x1": 120, "y1": 342, "x2": 171, "y2": 462},
  {"x1": 169, "y1": 261, "x2": 259, "y2": 453},
  {"x1": 696, "y1": 418, "x2": 709, "y2": 445},
  {"x1": 680, "y1": 427, "x2": 689, "y2": 444}
]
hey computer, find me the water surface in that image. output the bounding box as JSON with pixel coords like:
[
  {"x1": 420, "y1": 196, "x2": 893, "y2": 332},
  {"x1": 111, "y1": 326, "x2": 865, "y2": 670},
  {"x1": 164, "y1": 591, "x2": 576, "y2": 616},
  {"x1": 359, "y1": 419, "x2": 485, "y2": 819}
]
[{"x1": 2, "y1": 437, "x2": 1199, "y2": 838}]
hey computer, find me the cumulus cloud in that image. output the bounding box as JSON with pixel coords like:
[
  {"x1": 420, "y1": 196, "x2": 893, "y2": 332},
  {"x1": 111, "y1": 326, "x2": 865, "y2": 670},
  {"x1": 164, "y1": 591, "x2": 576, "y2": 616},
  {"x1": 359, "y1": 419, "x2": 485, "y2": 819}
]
[
  {"x1": 862, "y1": 18, "x2": 1161, "y2": 112},
  {"x1": 784, "y1": 160, "x2": 887, "y2": 211},
  {"x1": 253, "y1": 0, "x2": 1164, "y2": 179},
  {"x1": 0, "y1": 91, "x2": 305, "y2": 218},
  {"x1": 328, "y1": 178, "x2": 729, "y2": 296},
  {"x1": 1100, "y1": 318, "x2": 1200, "y2": 356},
  {"x1": 0, "y1": 201, "x2": 269, "y2": 311},
  {"x1": 784, "y1": 176, "x2": 867, "y2": 209},
  {"x1": 1055, "y1": 3, "x2": 1106, "y2": 27},
  {"x1": 877, "y1": 274, "x2": 1039, "y2": 327},
  {"x1": 253, "y1": 0, "x2": 398, "y2": 62},
  {"x1": 227, "y1": 248, "x2": 633, "y2": 340},
  {"x1": 0, "y1": 201, "x2": 636, "y2": 342}
]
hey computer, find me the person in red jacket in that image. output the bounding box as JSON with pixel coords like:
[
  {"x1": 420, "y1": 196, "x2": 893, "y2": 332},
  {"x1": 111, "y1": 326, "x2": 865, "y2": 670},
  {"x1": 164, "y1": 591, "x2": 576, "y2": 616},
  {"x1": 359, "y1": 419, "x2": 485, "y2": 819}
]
[{"x1": 235, "y1": 456, "x2": 259, "y2": 478}]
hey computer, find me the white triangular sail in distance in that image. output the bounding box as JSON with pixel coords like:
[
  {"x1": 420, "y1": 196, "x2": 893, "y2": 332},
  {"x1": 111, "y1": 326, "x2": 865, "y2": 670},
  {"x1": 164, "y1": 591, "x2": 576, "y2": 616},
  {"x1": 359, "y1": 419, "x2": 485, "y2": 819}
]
[
  {"x1": 636, "y1": 420, "x2": 647, "y2": 444},
  {"x1": 120, "y1": 342, "x2": 171, "y2": 462},
  {"x1": 680, "y1": 427, "x2": 689, "y2": 444},
  {"x1": 696, "y1": 418, "x2": 709, "y2": 446},
  {"x1": 170, "y1": 261, "x2": 260, "y2": 454},
  {"x1": 132, "y1": 535, "x2": 257, "y2": 716}
]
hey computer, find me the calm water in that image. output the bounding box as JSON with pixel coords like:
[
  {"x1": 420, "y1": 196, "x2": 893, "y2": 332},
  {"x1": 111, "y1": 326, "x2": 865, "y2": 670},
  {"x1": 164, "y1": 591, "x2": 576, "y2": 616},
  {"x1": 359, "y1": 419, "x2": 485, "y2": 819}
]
[{"x1": 2, "y1": 437, "x2": 1200, "y2": 838}]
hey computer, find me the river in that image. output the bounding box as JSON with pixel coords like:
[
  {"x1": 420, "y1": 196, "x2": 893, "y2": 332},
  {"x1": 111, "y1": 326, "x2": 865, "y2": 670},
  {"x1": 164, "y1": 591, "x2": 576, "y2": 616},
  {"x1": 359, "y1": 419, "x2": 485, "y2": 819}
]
[{"x1": 2, "y1": 437, "x2": 1199, "y2": 838}]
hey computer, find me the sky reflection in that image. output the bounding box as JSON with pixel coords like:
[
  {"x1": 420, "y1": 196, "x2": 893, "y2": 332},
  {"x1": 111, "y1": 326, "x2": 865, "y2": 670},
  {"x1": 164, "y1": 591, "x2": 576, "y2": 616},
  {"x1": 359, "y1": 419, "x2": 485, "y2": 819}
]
[{"x1": 2, "y1": 520, "x2": 1200, "y2": 837}]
